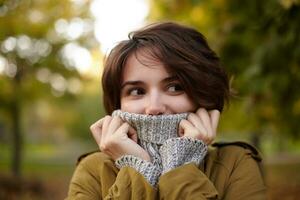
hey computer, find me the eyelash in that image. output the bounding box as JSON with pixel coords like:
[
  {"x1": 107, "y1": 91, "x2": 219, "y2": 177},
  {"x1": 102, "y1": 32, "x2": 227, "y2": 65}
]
[
  {"x1": 126, "y1": 87, "x2": 145, "y2": 96},
  {"x1": 166, "y1": 83, "x2": 183, "y2": 93},
  {"x1": 124, "y1": 83, "x2": 184, "y2": 97}
]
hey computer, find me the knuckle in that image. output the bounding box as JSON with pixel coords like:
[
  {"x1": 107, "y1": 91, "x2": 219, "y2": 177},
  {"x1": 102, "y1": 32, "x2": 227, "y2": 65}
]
[
  {"x1": 90, "y1": 123, "x2": 98, "y2": 130},
  {"x1": 104, "y1": 115, "x2": 112, "y2": 121},
  {"x1": 197, "y1": 108, "x2": 207, "y2": 116},
  {"x1": 187, "y1": 113, "x2": 198, "y2": 121},
  {"x1": 113, "y1": 116, "x2": 122, "y2": 122},
  {"x1": 196, "y1": 130, "x2": 207, "y2": 140},
  {"x1": 188, "y1": 128, "x2": 200, "y2": 138},
  {"x1": 89, "y1": 124, "x2": 95, "y2": 131},
  {"x1": 100, "y1": 143, "x2": 107, "y2": 151},
  {"x1": 196, "y1": 107, "x2": 203, "y2": 113},
  {"x1": 212, "y1": 109, "x2": 220, "y2": 114},
  {"x1": 179, "y1": 119, "x2": 187, "y2": 127},
  {"x1": 199, "y1": 107, "x2": 206, "y2": 112},
  {"x1": 122, "y1": 122, "x2": 129, "y2": 128},
  {"x1": 193, "y1": 129, "x2": 201, "y2": 136},
  {"x1": 111, "y1": 116, "x2": 117, "y2": 121},
  {"x1": 179, "y1": 119, "x2": 186, "y2": 125}
]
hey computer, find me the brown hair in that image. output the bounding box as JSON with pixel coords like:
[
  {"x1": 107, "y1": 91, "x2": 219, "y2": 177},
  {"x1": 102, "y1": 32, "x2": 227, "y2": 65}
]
[{"x1": 102, "y1": 22, "x2": 230, "y2": 114}]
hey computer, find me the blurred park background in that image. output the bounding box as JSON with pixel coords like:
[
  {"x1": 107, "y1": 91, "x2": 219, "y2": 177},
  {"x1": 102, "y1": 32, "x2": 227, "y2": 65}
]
[{"x1": 0, "y1": 0, "x2": 300, "y2": 199}]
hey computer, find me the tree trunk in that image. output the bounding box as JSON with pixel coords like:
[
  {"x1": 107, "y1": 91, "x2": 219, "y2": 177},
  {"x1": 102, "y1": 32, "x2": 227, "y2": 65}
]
[
  {"x1": 11, "y1": 69, "x2": 22, "y2": 179},
  {"x1": 11, "y1": 94, "x2": 21, "y2": 178}
]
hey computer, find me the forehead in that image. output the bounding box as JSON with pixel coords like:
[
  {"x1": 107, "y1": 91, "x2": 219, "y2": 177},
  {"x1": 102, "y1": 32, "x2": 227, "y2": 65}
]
[{"x1": 122, "y1": 50, "x2": 171, "y2": 81}]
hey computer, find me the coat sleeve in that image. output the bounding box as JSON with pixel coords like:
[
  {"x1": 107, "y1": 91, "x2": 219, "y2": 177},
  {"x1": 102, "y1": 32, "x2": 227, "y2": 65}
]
[
  {"x1": 158, "y1": 163, "x2": 219, "y2": 200},
  {"x1": 105, "y1": 167, "x2": 158, "y2": 200},
  {"x1": 65, "y1": 152, "x2": 157, "y2": 200},
  {"x1": 158, "y1": 143, "x2": 267, "y2": 200}
]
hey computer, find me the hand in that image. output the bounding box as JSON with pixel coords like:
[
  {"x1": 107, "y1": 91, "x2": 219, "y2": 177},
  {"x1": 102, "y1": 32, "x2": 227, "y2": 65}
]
[
  {"x1": 90, "y1": 116, "x2": 151, "y2": 161},
  {"x1": 179, "y1": 108, "x2": 220, "y2": 145}
]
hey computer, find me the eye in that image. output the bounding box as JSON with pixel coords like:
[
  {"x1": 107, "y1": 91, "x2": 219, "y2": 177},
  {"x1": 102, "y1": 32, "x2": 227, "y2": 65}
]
[
  {"x1": 167, "y1": 83, "x2": 184, "y2": 93},
  {"x1": 128, "y1": 87, "x2": 145, "y2": 96}
]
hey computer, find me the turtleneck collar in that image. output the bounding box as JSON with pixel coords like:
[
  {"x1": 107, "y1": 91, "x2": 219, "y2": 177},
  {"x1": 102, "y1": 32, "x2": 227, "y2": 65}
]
[{"x1": 112, "y1": 110, "x2": 188, "y2": 144}]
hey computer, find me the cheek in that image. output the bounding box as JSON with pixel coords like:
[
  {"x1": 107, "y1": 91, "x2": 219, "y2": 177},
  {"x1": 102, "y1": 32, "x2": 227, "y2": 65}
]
[
  {"x1": 120, "y1": 99, "x2": 144, "y2": 114},
  {"x1": 168, "y1": 96, "x2": 197, "y2": 113}
]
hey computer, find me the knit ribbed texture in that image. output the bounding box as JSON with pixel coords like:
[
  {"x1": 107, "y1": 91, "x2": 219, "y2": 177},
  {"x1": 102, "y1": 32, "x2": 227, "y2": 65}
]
[
  {"x1": 112, "y1": 110, "x2": 188, "y2": 144},
  {"x1": 115, "y1": 155, "x2": 161, "y2": 187},
  {"x1": 112, "y1": 110, "x2": 208, "y2": 187},
  {"x1": 112, "y1": 110, "x2": 188, "y2": 167},
  {"x1": 160, "y1": 137, "x2": 208, "y2": 174}
]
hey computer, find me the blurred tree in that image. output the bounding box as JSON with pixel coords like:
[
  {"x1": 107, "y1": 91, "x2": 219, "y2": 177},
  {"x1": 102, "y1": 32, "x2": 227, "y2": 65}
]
[
  {"x1": 218, "y1": 0, "x2": 300, "y2": 149},
  {"x1": 149, "y1": 0, "x2": 300, "y2": 148},
  {"x1": 0, "y1": 0, "x2": 98, "y2": 179}
]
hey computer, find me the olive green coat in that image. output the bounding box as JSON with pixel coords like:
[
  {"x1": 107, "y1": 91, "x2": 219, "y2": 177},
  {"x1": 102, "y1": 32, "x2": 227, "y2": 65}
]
[{"x1": 65, "y1": 141, "x2": 266, "y2": 200}]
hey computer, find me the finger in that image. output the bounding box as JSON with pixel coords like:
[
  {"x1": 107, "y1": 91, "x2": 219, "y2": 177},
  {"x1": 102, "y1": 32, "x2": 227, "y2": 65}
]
[
  {"x1": 101, "y1": 116, "x2": 112, "y2": 142},
  {"x1": 107, "y1": 116, "x2": 123, "y2": 136},
  {"x1": 104, "y1": 116, "x2": 124, "y2": 152},
  {"x1": 179, "y1": 119, "x2": 204, "y2": 140},
  {"x1": 209, "y1": 109, "x2": 220, "y2": 135},
  {"x1": 178, "y1": 123, "x2": 184, "y2": 137},
  {"x1": 90, "y1": 118, "x2": 104, "y2": 132},
  {"x1": 196, "y1": 108, "x2": 214, "y2": 142},
  {"x1": 114, "y1": 122, "x2": 130, "y2": 138},
  {"x1": 187, "y1": 113, "x2": 208, "y2": 136},
  {"x1": 90, "y1": 118, "x2": 104, "y2": 143},
  {"x1": 100, "y1": 116, "x2": 121, "y2": 154},
  {"x1": 128, "y1": 125, "x2": 138, "y2": 143}
]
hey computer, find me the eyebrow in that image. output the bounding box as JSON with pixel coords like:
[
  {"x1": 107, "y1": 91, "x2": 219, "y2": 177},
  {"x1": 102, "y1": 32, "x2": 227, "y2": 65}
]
[
  {"x1": 121, "y1": 81, "x2": 143, "y2": 89},
  {"x1": 121, "y1": 76, "x2": 178, "y2": 89},
  {"x1": 162, "y1": 76, "x2": 178, "y2": 83}
]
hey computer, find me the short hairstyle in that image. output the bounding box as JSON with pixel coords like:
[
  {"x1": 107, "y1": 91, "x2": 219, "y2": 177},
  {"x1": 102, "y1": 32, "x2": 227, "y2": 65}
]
[{"x1": 102, "y1": 22, "x2": 230, "y2": 114}]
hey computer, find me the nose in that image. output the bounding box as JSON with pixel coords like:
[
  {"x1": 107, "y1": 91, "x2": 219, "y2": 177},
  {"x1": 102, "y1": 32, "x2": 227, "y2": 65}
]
[{"x1": 145, "y1": 91, "x2": 166, "y2": 115}]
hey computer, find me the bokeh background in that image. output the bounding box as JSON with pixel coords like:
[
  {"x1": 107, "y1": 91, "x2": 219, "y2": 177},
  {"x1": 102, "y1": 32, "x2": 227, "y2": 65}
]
[{"x1": 1, "y1": 0, "x2": 300, "y2": 199}]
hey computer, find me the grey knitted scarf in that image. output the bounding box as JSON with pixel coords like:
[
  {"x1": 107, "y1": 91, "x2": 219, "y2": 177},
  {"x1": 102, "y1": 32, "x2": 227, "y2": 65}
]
[{"x1": 112, "y1": 110, "x2": 188, "y2": 168}]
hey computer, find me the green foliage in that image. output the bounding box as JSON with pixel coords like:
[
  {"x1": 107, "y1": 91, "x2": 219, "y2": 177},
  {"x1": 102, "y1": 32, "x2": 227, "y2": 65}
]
[
  {"x1": 149, "y1": 0, "x2": 300, "y2": 140},
  {"x1": 0, "y1": 0, "x2": 102, "y2": 177}
]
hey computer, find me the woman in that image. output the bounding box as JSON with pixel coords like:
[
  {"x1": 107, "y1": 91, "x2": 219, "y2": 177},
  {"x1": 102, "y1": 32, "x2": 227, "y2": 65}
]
[{"x1": 66, "y1": 22, "x2": 266, "y2": 199}]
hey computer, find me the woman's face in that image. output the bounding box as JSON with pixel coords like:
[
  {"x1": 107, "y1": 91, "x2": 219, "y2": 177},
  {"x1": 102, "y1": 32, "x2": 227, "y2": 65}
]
[{"x1": 120, "y1": 51, "x2": 197, "y2": 115}]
